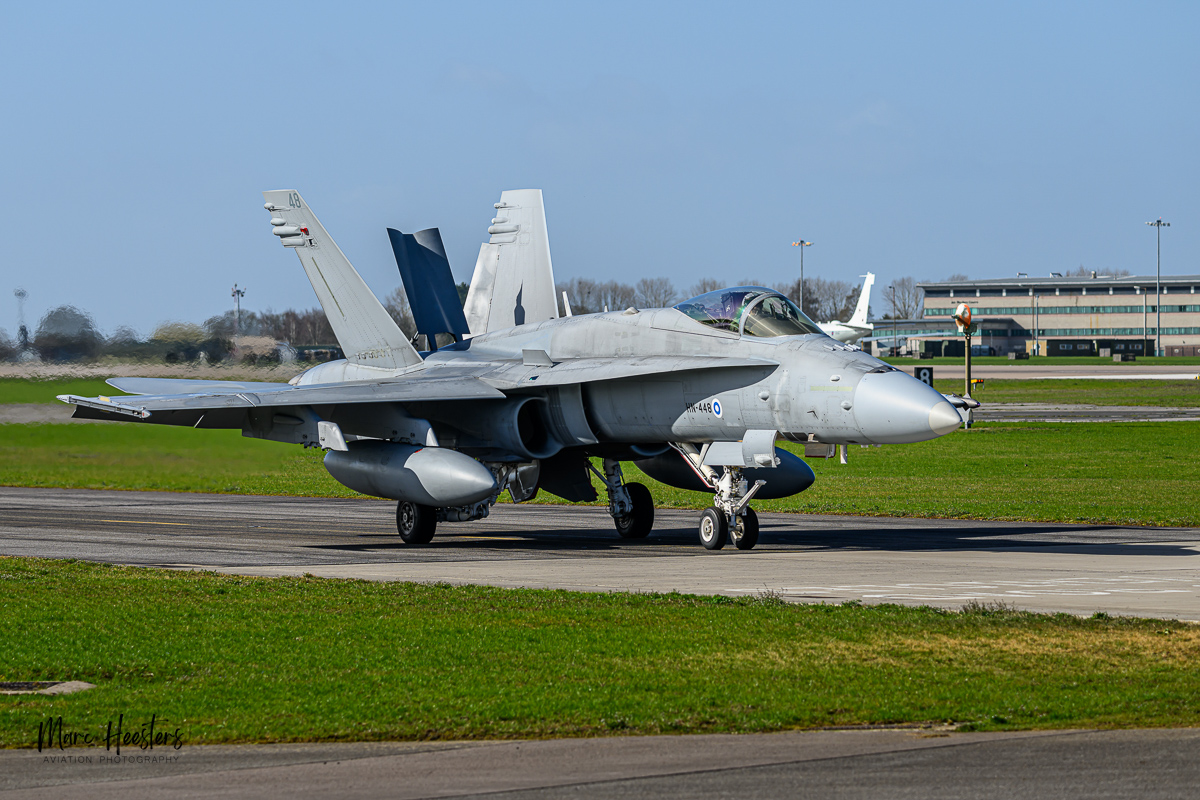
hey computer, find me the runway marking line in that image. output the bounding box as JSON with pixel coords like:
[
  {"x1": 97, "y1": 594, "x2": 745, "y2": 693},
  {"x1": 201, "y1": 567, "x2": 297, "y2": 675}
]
[
  {"x1": 445, "y1": 535, "x2": 526, "y2": 541},
  {"x1": 99, "y1": 519, "x2": 191, "y2": 527}
]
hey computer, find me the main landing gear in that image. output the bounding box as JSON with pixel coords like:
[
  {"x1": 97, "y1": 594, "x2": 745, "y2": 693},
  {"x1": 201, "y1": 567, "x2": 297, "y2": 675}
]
[
  {"x1": 592, "y1": 458, "x2": 654, "y2": 539},
  {"x1": 396, "y1": 500, "x2": 437, "y2": 544}
]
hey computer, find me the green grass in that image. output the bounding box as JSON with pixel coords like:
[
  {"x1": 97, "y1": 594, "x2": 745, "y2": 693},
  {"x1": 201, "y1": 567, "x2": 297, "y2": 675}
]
[
  {"x1": 0, "y1": 424, "x2": 355, "y2": 496},
  {"x1": 3, "y1": 559, "x2": 1199, "y2": 747},
  {"x1": 3, "y1": 421, "x2": 1198, "y2": 526},
  {"x1": 0, "y1": 378, "x2": 116, "y2": 404},
  {"x1": 621, "y1": 422, "x2": 1200, "y2": 527},
  {"x1": 882, "y1": 355, "x2": 1200, "y2": 367},
  {"x1": 928, "y1": 378, "x2": 1200, "y2": 406}
]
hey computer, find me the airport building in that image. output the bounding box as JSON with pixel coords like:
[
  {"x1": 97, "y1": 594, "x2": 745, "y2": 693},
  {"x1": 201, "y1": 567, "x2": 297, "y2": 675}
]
[{"x1": 879, "y1": 274, "x2": 1200, "y2": 358}]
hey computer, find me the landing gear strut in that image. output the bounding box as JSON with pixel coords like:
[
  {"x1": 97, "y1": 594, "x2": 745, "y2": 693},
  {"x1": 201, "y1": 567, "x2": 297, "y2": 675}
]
[
  {"x1": 703, "y1": 467, "x2": 764, "y2": 550},
  {"x1": 592, "y1": 458, "x2": 654, "y2": 539},
  {"x1": 396, "y1": 500, "x2": 437, "y2": 544},
  {"x1": 673, "y1": 444, "x2": 766, "y2": 551}
]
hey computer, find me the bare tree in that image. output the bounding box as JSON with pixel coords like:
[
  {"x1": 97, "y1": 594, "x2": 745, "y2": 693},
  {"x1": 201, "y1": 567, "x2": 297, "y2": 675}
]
[
  {"x1": 597, "y1": 280, "x2": 636, "y2": 312},
  {"x1": 382, "y1": 287, "x2": 417, "y2": 338},
  {"x1": 557, "y1": 278, "x2": 638, "y2": 314},
  {"x1": 885, "y1": 277, "x2": 922, "y2": 320},
  {"x1": 687, "y1": 278, "x2": 723, "y2": 297},
  {"x1": 1064, "y1": 265, "x2": 1131, "y2": 277},
  {"x1": 634, "y1": 277, "x2": 677, "y2": 308},
  {"x1": 557, "y1": 277, "x2": 601, "y2": 314},
  {"x1": 774, "y1": 276, "x2": 855, "y2": 322},
  {"x1": 0, "y1": 328, "x2": 14, "y2": 361}
]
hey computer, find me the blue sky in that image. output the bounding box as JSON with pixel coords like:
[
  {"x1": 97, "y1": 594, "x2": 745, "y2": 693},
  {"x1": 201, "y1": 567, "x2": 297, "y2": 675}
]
[{"x1": 2, "y1": 2, "x2": 1197, "y2": 335}]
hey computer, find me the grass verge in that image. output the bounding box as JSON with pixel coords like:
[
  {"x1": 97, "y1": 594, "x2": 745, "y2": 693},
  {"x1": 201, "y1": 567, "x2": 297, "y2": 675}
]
[
  {"x1": 929, "y1": 378, "x2": 1200, "y2": 406},
  {"x1": 882, "y1": 356, "x2": 1200, "y2": 368},
  {"x1": 2, "y1": 558, "x2": 1198, "y2": 747},
  {"x1": 3, "y1": 421, "x2": 1198, "y2": 527}
]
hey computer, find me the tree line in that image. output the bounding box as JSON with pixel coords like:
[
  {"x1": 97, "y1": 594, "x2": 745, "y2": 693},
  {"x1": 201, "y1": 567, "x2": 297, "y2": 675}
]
[{"x1": 3, "y1": 273, "x2": 925, "y2": 363}]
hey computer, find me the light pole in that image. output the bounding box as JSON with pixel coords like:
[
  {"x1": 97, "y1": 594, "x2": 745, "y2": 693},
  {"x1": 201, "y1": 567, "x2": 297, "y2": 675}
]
[
  {"x1": 1145, "y1": 218, "x2": 1169, "y2": 356},
  {"x1": 791, "y1": 240, "x2": 812, "y2": 315},
  {"x1": 13, "y1": 288, "x2": 28, "y2": 350},
  {"x1": 231, "y1": 284, "x2": 246, "y2": 340},
  {"x1": 890, "y1": 283, "x2": 898, "y2": 357}
]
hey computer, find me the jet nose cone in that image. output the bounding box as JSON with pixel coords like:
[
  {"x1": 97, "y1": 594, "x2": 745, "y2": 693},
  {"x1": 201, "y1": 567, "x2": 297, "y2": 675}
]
[
  {"x1": 852, "y1": 370, "x2": 963, "y2": 444},
  {"x1": 928, "y1": 400, "x2": 963, "y2": 436}
]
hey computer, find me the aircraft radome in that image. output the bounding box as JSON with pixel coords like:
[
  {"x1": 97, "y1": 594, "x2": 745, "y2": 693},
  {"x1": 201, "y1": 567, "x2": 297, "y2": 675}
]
[{"x1": 60, "y1": 190, "x2": 976, "y2": 550}]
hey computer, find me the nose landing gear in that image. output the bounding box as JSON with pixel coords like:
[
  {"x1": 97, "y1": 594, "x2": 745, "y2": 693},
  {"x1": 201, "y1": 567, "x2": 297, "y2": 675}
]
[{"x1": 672, "y1": 443, "x2": 767, "y2": 551}]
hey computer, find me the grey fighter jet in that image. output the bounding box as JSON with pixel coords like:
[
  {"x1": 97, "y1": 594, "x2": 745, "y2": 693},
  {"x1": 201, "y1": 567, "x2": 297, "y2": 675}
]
[{"x1": 59, "y1": 190, "x2": 969, "y2": 550}]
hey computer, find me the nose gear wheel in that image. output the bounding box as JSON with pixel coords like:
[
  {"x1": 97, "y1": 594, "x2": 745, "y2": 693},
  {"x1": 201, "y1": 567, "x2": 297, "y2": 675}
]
[{"x1": 699, "y1": 507, "x2": 728, "y2": 550}]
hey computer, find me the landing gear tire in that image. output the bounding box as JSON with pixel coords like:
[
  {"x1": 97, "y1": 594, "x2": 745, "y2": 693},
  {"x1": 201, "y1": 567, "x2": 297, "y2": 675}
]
[
  {"x1": 698, "y1": 507, "x2": 728, "y2": 550},
  {"x1": 614, "y1": 482, "x2": 655, "y2": 539},
  {"x1": 396, "y1": 500, "x2": 437, "y2": 544},
  {"x1": 734, "y1": 507, "x2": 759, "y2": 550}
]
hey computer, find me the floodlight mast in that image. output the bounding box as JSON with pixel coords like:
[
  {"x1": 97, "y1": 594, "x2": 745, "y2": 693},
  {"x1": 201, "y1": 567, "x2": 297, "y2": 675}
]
[
  {"x1": 791, "y1": 240, "x2": 812, "y2": 315},
  {"x1": 889, "y1": 282, "x2": 898, "y2": 357},
  {"x1": 1145, "y1": 218, "x2": 1169, "y2": 356},
  {"x1": 231, "y1": 284, "x2": 246, "y2": 339},
  {"x1": 13, "y1": 288, "x2": 28, "y2": 350}
]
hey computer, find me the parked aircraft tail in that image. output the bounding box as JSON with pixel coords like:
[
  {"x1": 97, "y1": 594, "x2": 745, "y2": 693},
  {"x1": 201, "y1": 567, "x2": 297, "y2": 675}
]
[
  {"x1": 463, "y1": 189, "x2": 559, "y2": 335},
  {"x1": 262, "y1": 190, "x2": 421, "y2": 371},
  {"x1": 848, "y1": 273, "x2": 875, "y2": 328}
]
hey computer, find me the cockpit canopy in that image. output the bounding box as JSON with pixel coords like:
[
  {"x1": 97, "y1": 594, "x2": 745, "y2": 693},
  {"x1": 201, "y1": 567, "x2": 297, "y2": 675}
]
[{"x1": 674, "y1": 287, "x2": 823, "y2": 338}]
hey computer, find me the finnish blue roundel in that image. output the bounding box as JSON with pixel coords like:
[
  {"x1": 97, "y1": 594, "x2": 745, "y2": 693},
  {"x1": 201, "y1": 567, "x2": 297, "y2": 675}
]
[{"x1": 712, "y1": 399, "x2": 723, "y2": 418}]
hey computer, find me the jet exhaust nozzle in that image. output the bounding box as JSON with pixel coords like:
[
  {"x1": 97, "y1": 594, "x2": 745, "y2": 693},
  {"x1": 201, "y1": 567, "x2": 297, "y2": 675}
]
[{"x1": 324, "y1": 441, "x2": 497, "y2": 506}]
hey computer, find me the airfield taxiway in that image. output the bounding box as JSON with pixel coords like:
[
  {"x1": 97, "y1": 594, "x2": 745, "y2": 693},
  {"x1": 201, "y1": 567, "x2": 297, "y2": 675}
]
[
  {"x1": 6, "y1": 728, "x2": 1200, "y2": 799},
  {"x1": 3, "y1": 487, "x2": 1199, "y2": 620}
]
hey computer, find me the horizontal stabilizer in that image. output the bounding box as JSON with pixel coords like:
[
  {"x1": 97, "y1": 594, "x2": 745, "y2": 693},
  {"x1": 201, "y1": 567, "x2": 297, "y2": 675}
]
[
  {"x1": 387, "y1": 228, "x2": 470, "y2": 346},
  {"x1": 263, "y1": 190, "x2": 421, "y2": 371}
]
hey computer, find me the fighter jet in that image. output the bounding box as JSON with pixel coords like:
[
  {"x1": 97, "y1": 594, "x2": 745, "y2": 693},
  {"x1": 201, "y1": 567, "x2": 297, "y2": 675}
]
[
  {"x1": 817, "y1": 273, "x2": 874, "y2": 345},
  {"x1": 59, "y1": 191, "x2": 969, "y2": 550}
]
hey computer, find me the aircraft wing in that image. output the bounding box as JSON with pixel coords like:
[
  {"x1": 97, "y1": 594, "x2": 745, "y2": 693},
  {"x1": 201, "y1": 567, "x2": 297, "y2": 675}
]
[
  {"x1": 478, "y1": 355, "x2": 779, "y2": 391},
  {"x1": 60, "y1": 374, "x2": 505, "y2": 423},
  {"x1": 106, "y1": 377, "x2": 296, "y2": 395}
]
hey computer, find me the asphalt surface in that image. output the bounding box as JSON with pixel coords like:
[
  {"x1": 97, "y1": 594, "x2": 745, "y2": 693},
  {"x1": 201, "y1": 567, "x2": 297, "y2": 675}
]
[
  {"x1": 5, "y1": 728, "x2": 1200, "y2": 799},
  {"x1": 939, "y1": 363, "x2": 1200, "y2": 379},
  {"x1": 5, "y1": 489, "x2": 1199, "y2": 797},
  {"x1": 3, "y1": 487, "x2": 1199, "y2": 619},
  {"x1": 972, "y1": 403, "x2": 1200, "y2": 422}
]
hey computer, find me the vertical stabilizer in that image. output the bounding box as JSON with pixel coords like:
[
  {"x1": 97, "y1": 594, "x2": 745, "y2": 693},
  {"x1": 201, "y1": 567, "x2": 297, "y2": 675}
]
[
  {"x1": 849, "y1": 272, "x2": 875, "y2": 328},
  {"x1": 263, "y1": 190, "x2": 421, "y2": 370},
  {"x1": 463, "y1": 189, "x2": 559, "y2": 334},
  {"x1": 388, "y1": 227, "x2": 471, "y2": 348}
]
